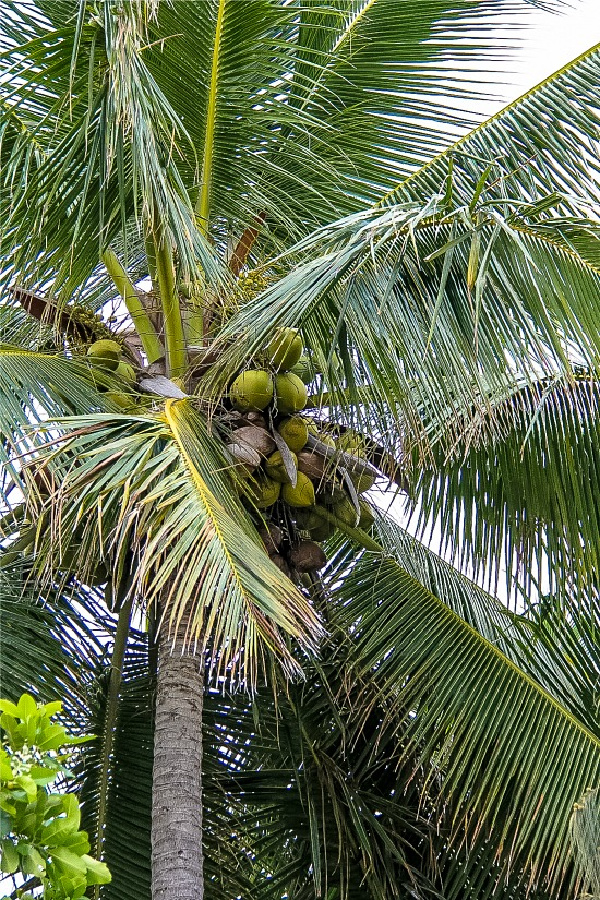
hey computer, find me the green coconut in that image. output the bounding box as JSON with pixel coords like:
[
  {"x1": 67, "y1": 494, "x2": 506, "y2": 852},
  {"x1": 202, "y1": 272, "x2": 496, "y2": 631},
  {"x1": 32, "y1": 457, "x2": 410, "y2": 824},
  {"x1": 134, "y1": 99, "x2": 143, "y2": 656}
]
[
  {"x1": 264, "y1": 327, "x2": 303, "y2": 372},
  {"x1": 294, "y1": 506, "x2": 326, "y2": 531},
  {"x1": 333, "y1": 496, "x2": 359, "y2": 527},
  {"x1": 339, "y1": 430, "x2": 365, "y2": 457},
  {"x1": 105, "y1": 391, "x2": 136, "y2": 410},
  {"x1": 297, "y1": 505, "x2": 337, "y2": 541},
  {"x1": 319, "y1": 433, "x2": 336, "y2": 449},
  {"x1": 310, "y1": 520, "x2": 335, "y2": 541},
  {"x1": 278, "y1": 417, "x2": 309, "y2": 453},
  {"x1": 317, "y1": 479, "x2": 346, "y2": 506},
  {"x1": 87, "y1": 339, "x2": 121, "y2": 371},
  {"x1": 252, "y1": 476, "x2": 281, "y2": 508},
  {"x1": 358, "y1": 500, "x2": 375, "y2": 530},
  {"x1": 282, "y1": 472, "x2": 315, "y2": 508},
  {"x1": 230, "y1": 369, "x2": 274, "y2": 411},
  {"x1": 289, "y1": 355, "x2": 315, "y2": 385},
  {"x1": 265, "y1": 450, "x2": 298, "y2": 483},
  {"x1": 350, "y1": 470, "x2": 376, "y2": 493},
  {"x1": 115, "y1": 360, "x2": 136, "y2": 383},
  {"x1": 274, "y1": 373, "x2": 308, "y2": 416}
]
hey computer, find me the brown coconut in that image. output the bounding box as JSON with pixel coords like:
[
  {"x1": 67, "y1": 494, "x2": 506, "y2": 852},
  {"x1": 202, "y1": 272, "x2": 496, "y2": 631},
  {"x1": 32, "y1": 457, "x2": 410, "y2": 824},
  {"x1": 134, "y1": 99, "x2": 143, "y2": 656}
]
[
  {"x1": 289, "y1": 540, "x2": 327, "y2": 573},
  {"x1": 297, "y1": 449, "x2": 327, "y2": 482},
  {"x1": 232, "y1": 425, "x2": 276, "y2": 458},
  {"x1": 258, "y1": 524, "x2": 283, "y2": 556},
  {"x1": 271, "y1": 553, "x2": 292, "y2": 578},
  {"x1": 245, "y1": 411, "x2": 267, "y2": 427}
]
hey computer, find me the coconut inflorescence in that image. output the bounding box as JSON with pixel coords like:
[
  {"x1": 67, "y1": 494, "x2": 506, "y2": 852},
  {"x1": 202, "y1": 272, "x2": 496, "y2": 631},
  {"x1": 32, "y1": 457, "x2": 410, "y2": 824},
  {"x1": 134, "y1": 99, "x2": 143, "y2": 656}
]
[{"x1": 223, "y1": 328, "x2": 379, "y2": 578}]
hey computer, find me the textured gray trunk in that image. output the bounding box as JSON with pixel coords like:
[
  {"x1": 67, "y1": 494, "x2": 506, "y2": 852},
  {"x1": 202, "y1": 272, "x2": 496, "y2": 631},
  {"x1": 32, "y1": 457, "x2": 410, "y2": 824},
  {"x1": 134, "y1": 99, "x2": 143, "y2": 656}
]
[{"x1": 152, "y1": 615, "x2": 204, "y2": 900}]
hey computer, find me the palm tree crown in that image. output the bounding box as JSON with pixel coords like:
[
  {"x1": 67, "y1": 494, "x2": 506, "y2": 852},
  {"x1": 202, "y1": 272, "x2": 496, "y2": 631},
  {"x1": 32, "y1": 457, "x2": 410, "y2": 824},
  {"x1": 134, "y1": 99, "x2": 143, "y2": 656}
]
[{"x1": 2, "y1": 1, "x2": 600, "y2": 898}]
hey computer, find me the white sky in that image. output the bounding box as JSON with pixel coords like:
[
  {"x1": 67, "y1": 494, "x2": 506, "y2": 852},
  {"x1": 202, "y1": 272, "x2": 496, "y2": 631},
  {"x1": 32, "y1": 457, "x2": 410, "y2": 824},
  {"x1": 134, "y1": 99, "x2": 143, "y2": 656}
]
[{"x1": 493, "y1": 0, "x2": 599, "y2": 106}]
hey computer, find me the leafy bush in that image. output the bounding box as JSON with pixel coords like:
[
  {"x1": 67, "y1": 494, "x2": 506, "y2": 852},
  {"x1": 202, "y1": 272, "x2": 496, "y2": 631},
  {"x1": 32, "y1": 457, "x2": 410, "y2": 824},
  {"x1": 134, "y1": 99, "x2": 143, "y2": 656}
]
[{"x1": 0, "y1": 693, "x2": 110, "y2": 899}]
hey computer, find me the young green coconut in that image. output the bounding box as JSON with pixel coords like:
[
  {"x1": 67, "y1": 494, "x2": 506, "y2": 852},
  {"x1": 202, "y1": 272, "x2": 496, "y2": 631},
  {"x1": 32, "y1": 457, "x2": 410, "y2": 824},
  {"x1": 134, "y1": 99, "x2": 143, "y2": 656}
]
[
  {"x1": 115, "y1": 360, "x2": 136, "y2": 383},
  {"x1": 350, "y1": 470, "x2": 376, "y2": 493},
  {"x1": 230, "y1": 370, "x2": 274, "y2": 411},
  {"x1": 263, "y1": 327, "x2": 303, "y2": 372},
  {"x1": 105, "y1": 391, "x2": 137, "y2": 411},
  {"x1": 295, "y1": 505, "x2": 337, "y2": 541},
  {"x1": 282, "y1": 472, "x2": 315, "y2": 508},
  {"x1": 251, "y1": 475, "x2": 281, "y2": 508},
  {"x1": 277, "y1": 417, "x2": 309, "y2": 453},
  {"x1": 87, "y1": 339, "x2": 121, "y2": 371},
  {"x1": 333, "y1": 495, "x2": 359, "y2": 527},
  {"x1": 358, "y1": 500, "x2": 375, "y2": 530},
  {"x1": 289, "y1": 354, "x2": 316, "y2": 385},
  {"x1": 265, "y1": 450, "x2": 298, "y2": 483},
  {"x1": 274, "y1": 372, "x2": 308, "y2": 416}
]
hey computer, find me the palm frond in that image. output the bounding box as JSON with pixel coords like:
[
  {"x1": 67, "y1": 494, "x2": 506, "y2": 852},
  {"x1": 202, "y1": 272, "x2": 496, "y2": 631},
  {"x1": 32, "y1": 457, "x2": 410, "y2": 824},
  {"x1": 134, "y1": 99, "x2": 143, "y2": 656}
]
[
  {"x1": 144, "y1": 0, "x2": 571, "y2": 251},
  {"x1": 0, "y1": 345, "x2": 110, "y2": 501},
  {"x1": 27, "y1": 401, "x2": 323, "y2": 686},
  {"x1": 405, "y1": 373, "x2": 600, "y2": 601},
  {"x1": 333, "y1": 542, "x2": 600, "y2": 895},
  {"x1": 0, "y1": 1, "x2": 222, "y2": 306},
  {"x1": 77, "y1": 623, "x2": 153, "y2": 900},
  {"x1": 0, "y1": 558, "x2": 104, "y2": 720},
  {"x1": 571, "y1": 788, "x2": 600, "y2": 900}
]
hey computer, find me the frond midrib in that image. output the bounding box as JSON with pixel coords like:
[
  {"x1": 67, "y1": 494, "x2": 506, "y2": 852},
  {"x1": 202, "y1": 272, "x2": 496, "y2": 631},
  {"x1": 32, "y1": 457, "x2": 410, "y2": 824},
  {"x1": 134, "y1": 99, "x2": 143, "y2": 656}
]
[
  {"x1": 195, "y1": 0, "x2": 227, "y2": 233},
  {"x1": 392, "y1": 558, "x2": 600, "y2": 750}
]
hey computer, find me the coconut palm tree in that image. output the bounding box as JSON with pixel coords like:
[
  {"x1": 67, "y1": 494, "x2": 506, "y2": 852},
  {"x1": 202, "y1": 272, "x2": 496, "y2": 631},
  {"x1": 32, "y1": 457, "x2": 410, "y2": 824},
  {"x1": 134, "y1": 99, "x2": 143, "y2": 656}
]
[{"x1": 2, "y1": 1, "x2": 600, "y2": 898}]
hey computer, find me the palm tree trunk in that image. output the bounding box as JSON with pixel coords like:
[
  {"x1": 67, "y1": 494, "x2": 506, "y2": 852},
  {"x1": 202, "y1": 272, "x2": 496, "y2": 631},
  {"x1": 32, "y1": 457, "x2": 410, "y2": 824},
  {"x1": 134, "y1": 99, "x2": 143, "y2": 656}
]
[{"x1": 152, "y1": 613, "x2": 204, "y2": 900}]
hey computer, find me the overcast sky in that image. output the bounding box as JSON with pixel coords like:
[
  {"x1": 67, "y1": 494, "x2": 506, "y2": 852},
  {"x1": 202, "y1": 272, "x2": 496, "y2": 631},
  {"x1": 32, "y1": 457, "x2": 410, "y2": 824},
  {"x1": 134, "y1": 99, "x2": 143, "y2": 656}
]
[{"x1": 495, "y1": 0, "x2": 598, "y2": 106}]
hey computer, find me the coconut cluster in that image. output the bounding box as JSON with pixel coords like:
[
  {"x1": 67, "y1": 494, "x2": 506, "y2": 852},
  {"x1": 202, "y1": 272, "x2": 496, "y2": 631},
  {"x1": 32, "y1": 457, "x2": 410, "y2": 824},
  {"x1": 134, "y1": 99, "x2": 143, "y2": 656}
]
[
  {"x1": 225, "y1": 327, "x2": 377, "y2": 579},
  {"x1": 76, "y1": 328, "x2": 377, "y2": 585},
  {"x1": 86, "y1": 339, "x2": 137, "y2": 408}
]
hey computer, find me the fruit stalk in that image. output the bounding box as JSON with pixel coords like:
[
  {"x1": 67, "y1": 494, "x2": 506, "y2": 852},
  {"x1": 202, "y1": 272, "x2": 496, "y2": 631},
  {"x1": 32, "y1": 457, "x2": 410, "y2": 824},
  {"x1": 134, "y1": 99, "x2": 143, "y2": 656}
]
[
  {"x1": 102, "y1": 250, "x2": 164, "y2": 364},
  {"x1": 152, "y1": 221, "x2": 187, "y2": 377}
]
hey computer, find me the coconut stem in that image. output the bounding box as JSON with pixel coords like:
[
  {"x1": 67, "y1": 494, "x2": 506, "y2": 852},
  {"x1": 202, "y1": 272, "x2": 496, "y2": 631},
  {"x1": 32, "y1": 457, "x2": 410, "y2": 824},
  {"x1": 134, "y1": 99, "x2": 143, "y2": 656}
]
[
  {"x1": 102, "y1": 250, "x2": 164, "y2": 364},
  {"x1": 320, "y1": 508, "x2": 384, "y2": 554},
  {"x1": 152, "y1": 217, "x2": 187, "y2": 377},
  {"x1": 144, "y1": 232, "x2": 158, "y2": 291}
]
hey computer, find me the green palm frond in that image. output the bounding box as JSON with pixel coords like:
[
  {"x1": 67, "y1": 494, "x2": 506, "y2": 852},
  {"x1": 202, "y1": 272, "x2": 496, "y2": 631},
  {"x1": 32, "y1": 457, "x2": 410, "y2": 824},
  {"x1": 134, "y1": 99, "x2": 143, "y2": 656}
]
[
  {"x1": 0, "y1": 0, "x2": 570, "y2": 293},
  {"x1": 389, "y1": 41, "x2": 600, "y2": 212},
  {"x1": 0, "y1": 1, "x2": 222, "y2": 304},
  {"x1": 27, "y1": 401, "x2": 322, "y2": 685},
  {"x1": 146, "y1": 0, "x2": 570, "y2": 245},
  {"x1": 372, "y1": 515, "x2": 600, "y2": 735},
  {"x1": 0, "y1": 559, "x2": 104, "y2": 719},
  {"x1": 212, "y1": 202, "x2": 600, "y2": 468},
  {"x1": 78, "y1": 625, "x2": 153, "y2": 900},
  {"x1": 0, "y1": 345, "x2": 110, "y2": 500},
  {"x1": 571, "y1": 788, "x2": 600, "y2": 900},
  {"x1": 405, "y1": 373, "x2": 600, "y2": 601},
  {"x1": 333, "y1": 540, "x2": 600, "y2": 895},
  {"x1": 211, "y1": 41, "x2": 600, "y2": 452}
]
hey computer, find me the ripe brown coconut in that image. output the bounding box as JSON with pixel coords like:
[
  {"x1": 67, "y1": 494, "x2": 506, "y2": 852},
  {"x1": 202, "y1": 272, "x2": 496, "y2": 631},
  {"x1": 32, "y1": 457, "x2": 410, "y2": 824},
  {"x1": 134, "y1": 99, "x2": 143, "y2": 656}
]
[
  {"x1": 232, "y1": 425, "x2": 277, "y2": 458},
  {"x1": 289, "y1": 540, "x2": 327, "y2": 573}
]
